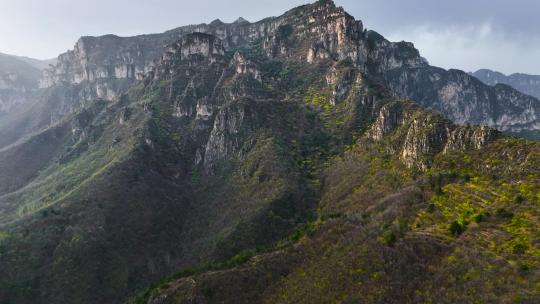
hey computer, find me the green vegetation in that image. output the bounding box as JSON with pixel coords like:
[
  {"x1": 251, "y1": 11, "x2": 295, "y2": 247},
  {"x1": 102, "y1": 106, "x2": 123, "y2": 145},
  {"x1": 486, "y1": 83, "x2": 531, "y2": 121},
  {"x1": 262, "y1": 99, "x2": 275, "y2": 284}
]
[
  {"x1": 134, "y1": 114, "x2": 540, "y2": 304},
  {"x1": 277, "y1": 24, "x2": 294, "y2": 40},
  {"x1": 1, "y1": 6, "x2": 540, "y2": 304}
]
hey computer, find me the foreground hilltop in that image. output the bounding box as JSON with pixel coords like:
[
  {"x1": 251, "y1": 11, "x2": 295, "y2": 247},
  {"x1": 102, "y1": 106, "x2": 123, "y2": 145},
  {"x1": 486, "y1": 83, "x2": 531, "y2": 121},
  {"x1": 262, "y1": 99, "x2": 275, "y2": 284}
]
[{"x1": 0, "y1": 1, "x2": 538, "y2": 304}]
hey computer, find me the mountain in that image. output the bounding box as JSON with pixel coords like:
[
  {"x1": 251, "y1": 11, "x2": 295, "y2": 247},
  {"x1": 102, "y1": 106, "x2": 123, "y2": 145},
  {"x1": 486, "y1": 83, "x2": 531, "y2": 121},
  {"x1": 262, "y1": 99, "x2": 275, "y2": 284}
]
[
  {"x1": 472, "y1": 69, "x2": 540, "y2": 100},
  {"x1": 13, "y1": 56, "x2": 56, "y2": 71},
  {"x1": 29, "y1": 9, "x2": 538, "y2": 137},
  {"x1": 0, "y1": 52, "x2": 45, "y2": 113},
  {"x1": 0, "y1": 1, "x2": 538, "y2": 304},
  {"x1": 469, "y1": 69, "x2": 540, "y2": 139},
  {"x1": 0, "y1": 53, "x2": 58, "y2": 147}
]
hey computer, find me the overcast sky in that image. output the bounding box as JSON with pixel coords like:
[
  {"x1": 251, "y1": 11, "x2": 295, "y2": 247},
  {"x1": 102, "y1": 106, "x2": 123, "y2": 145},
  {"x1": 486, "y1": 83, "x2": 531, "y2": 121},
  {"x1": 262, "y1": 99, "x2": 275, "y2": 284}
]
[{"x1": 1, "y1": 0, "x2": 539, "y2": 74}]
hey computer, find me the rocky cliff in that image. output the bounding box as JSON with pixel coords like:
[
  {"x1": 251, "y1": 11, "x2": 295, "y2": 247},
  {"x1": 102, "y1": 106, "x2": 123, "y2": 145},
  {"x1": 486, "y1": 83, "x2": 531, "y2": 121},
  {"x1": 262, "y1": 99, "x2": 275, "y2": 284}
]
[
  {"x1": 0, "y1": 1, "x2": 538, "y2": 304},
  {"x1": 384, "y1": 66, "x2": 540, "y2": 133},
  {"x1": 38, "y1": 1, "x2": 540, "y2": 136},
  {"x1": 368, "y1": 101, "x2": 499, "y2": 169}
]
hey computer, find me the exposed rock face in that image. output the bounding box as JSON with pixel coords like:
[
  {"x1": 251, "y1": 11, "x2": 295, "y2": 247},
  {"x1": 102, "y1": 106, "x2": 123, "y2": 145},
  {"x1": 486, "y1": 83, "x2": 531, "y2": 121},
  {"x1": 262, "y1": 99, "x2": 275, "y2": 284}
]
[
  {"x1": 443, "y1": 125, "x2": 498, "y2": 152},
  {"x1": 230, "y1": 52, "x2": 261, "y2": 83},
  {"x1": 1, "y1": 2, "x2": 539, "y2": 304},
  {"x1": 146, "y1": 33, "x2": 266, "y2": 172},
  {"x1": 368, "y1": 101, "x2": 499, "y2": 169},
  {"x1": 203, "y1": 99, "x2": 257, "y2": 170},
  {"x1": 39, "y1": 0, "x2": 540, "y2": 136},
  {"x1": 364, "y1": 31, "x2": 428, "y2": 75},
  {"x1": 41, "y1": 35, "x2": 155, "y2": 87},
  {"x1": 163, "y1": 33, "x2": 225, "y2": 64},
  {"x1": 383, "y1": 66, "x2": 540, "y2": 133},
  {"x1": 472, "y1": 69, "x2": 540, "y2": 100},
  {"x1": 39, "y1": 35, "x2": 156, "y2": 101}
]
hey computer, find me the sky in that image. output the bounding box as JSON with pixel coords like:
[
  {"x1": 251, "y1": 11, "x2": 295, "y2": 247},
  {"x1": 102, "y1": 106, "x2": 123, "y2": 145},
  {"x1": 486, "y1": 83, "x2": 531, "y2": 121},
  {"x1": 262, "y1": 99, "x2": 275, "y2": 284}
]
[{"x1": 0, "y1": 0, "x2": 539, "y2": 75}]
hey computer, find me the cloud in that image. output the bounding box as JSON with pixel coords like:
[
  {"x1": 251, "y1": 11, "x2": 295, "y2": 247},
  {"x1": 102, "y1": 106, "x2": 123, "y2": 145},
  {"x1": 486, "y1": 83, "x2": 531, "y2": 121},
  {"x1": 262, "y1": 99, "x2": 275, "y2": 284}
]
[
  {"x1": 384, "y1": 22, "x2": 540, "y2": 74},
  {"x1": 338, "y1": 0, "x2": 540, "y2": 74}
]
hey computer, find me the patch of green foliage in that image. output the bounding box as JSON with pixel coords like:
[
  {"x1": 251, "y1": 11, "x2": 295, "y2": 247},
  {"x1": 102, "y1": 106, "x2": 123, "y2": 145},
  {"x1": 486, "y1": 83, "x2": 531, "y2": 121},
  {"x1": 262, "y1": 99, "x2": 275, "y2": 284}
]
[{"x1": 277, "y1": 24, "x2": 294, "y2": 41}]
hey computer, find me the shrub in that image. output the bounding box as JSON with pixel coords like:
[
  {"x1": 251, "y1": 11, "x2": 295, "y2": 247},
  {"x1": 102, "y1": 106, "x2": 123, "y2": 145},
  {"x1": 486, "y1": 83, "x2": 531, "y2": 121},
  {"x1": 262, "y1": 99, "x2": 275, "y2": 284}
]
[
  {"x1": 277, "y1": 24, "x2": 294, "y2": 40},
  {"x1": 449, "y1": 220, "x2": 465, "y2": 236},
  {"x1": 495, "y1": 208, "x2": 514, "y2": 219},
  {"x1": 383, "y1": 230, "x2": 397, "y2": 246},
  {"x1": 473, "y1": 213, "x2": 485, "y2": 223},
  {"x1": 512, "y1": 243, "x2": 528, "y2": 255}
]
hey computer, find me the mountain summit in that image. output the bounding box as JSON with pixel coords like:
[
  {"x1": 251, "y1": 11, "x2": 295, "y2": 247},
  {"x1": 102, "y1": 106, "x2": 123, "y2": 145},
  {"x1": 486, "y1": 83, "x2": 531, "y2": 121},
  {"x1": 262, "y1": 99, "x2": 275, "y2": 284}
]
[{"x1": 0, "y1": 1, "x2": 538, "y2": 304}]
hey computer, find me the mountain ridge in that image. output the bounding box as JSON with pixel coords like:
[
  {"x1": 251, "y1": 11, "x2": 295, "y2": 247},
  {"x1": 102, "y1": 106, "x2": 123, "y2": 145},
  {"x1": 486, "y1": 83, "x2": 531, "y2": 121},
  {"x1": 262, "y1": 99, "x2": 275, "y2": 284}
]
[
  {"x1": 0, "y1": 1, "x2": 538, "y2": 304},
  {"x1": 34, "y1": 0, "x2": 540, "y2": 136},
  {"x1": 472, "y1": 68, "x2": 540, "y2": 99},
  {"x1": 0, "y1": 52, "x2": 46, "y2": 113}
]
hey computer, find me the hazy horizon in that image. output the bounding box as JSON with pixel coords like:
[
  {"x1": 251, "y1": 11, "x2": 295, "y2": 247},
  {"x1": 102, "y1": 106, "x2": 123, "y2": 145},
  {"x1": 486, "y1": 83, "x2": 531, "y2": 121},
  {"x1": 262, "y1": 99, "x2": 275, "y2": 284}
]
[{"x1": 2, "y1": 0, "x2": 539, "y2": 74}]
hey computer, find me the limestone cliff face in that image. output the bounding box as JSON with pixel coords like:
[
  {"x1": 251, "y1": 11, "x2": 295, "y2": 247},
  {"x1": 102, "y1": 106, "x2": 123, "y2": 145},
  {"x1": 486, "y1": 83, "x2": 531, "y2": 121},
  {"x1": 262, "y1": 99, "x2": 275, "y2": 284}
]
[
  {"x1": 368, "y1": 101, "x2": 499, "y2": 169},
  {"x1": 38, "y1": 1, "x2": 420, "y2": 99},
  {"x1": 3, "y1": 3, "x2": 540, "y2": 304},
  {"x1": 39, "y1": 0, "x2": 540, "y2": 137},
  {"x1": 36, "y1": 2, "x2": 333, "y2": 87},
  {"x1": 143, "y1": 33, "x2": 265, "y2": 173},
  {"x1": 203, "y1": 100, "x2": 258, "y2": 170},
  {"x1": 40, "y1": 35, "x2": 157, "y2": 101},
  {"x1": 40, "y1": 34, "x2": 165, "y2": 87},
  {"x1": 384, "y1": 66, "x2": 540, "y2": 133},
  {"x1": 364, "y1": 31, "x2": 428, "y2": 75}
]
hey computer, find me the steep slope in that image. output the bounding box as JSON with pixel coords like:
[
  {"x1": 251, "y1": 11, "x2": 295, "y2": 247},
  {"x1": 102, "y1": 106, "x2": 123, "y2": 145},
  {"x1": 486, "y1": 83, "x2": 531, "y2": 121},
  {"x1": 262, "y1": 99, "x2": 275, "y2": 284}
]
[
  {"x1": 0, "y1": 1, "x2": 538, "y2": 304},
  {"x1": 0, "y1": 27, "x2": 346, "y2": 303},
  {"x1": 142, "y1": 105, "x2": 540, "y2": 304},
  {"x1": 0, "y1": 53, "x2": 59, "y2": 149},
  {"x1": 382, "y1": 64, "x2": 540, "y2": 134},
  {"x1": 470, "y1": 69, "x2": 540, "y2": 139},
  {"x1": 0, "y1": 2, "x2": 388, "y2": 301},
  {"x1": 472, "y1": 69, "x2": 540, "y2": 100}
]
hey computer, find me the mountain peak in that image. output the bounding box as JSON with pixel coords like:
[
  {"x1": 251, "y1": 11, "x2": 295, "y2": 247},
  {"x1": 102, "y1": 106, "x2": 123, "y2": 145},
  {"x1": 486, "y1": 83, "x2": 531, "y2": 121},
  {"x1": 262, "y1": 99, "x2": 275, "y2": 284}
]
[
  {"x1": 234, "y1": 17, "x2": 250, "y2": 24},
  {"x1": 209, "y1": 18, "x2": 224, "y2": 26},
  {"x1": 316, "y1": 0, "x2": 336, "y2": 7}
]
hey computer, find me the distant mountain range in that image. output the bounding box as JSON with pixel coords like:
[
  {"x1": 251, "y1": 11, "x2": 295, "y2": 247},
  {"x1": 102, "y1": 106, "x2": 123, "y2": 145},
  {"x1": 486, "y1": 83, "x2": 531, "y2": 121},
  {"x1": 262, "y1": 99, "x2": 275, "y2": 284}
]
[
  {"x1": 3, "y1": 53, "x2": 56, "y2": 71},
  {"x1": 471, "y1": 69, "x2": 540, "y2": 100},
  {"x1": 0, "y1": 52, "x2": 56, "y2": 71}
]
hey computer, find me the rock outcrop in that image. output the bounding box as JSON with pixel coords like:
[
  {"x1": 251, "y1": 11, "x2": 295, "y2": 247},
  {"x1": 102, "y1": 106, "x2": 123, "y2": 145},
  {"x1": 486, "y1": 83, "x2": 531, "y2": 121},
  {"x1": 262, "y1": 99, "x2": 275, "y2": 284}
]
[
  {"x1": 38, "y1": 0, "x2": 540, "y2": 136},
  {"x1": 384, "y1": 66, "x2": 540, "y2": 133},
  {"x1": 368, "y1": 101, "x2": 499, "y2": 169},
  {"x1": 1, "y1": 2, "x2": 539, "y2": 304}
]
